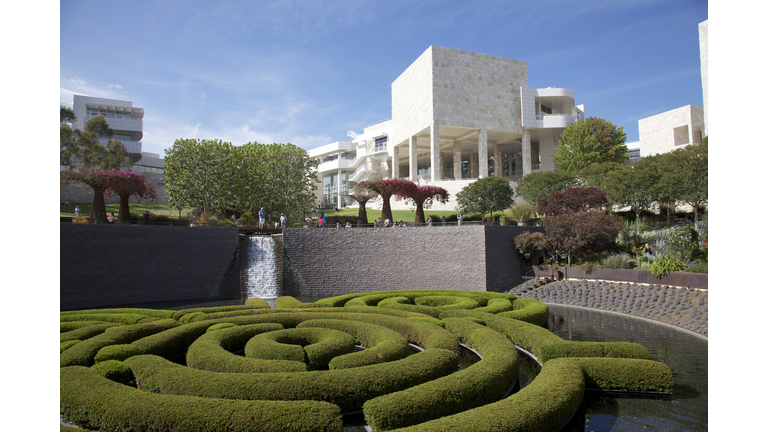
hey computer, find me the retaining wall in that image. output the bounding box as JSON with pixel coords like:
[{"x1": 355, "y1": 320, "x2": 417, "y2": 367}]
[
  {"x1": 281, "y1": 225, "x2": 541, "y2": 297},
  {"x1": 60, "y1": 224, "x2": 240, "y2": 311}
]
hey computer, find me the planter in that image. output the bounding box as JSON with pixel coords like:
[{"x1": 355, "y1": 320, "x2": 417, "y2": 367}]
[
  {"x1": 533, "y1": 266, "x2": 707, "y2": 289},
  {"x1": 500, "y1": 220, "x2": 509, "y2": 226}
]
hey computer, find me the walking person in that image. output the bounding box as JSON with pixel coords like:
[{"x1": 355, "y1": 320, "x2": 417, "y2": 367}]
[
  {"x1": 457, "y1": 213, "x2": 463, "y2": 226},
  {"x1": 441, "y1": 216, "x2": 446, "y2": 226},
  {"x1": 280, "y1": 213, "x2": 287, "y2": 228},
  {"x1": 258, "y1": 208, "x2": 265, "y2": 229},
  {"x1": 108, "y1": 212, "x2": 115, "y2": 224},
  {"x1": 75, "y1": 206, "x2": 80, "y2": 216},
  {"x1": 427, "y1": 215, "x2": 432, "y2": 227}
]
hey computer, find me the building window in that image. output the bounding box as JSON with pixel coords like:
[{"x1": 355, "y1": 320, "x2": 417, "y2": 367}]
[
  {"x1": 375, "y1": 137, "x2": 387, "y2": 152},
  {"x1": 628, "y1": 149, "x2": 641, "y2": 159},
  {"x1": 540, "y1": 104, "x2": 552, "y2": 115},
  {"x1": 674, "y1": 125, "x2": 690, "y2": 146}
]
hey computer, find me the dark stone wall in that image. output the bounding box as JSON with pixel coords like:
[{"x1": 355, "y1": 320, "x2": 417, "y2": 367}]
[
  {"x1": 281, "y1": 225, "x2": 535, "y2": 297},
  {"x1": 484, "y1": 225, "x2": 545, "y2": 292},
  {"x1": 60, "y1": 224, "x2": 240, "y2": 311}
]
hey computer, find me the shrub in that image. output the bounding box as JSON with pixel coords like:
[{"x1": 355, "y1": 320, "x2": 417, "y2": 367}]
[
  {"x1": 60, "y1": 366, "x2": 344, "y2": 432},
  {"x1": 61, "y1": 323, "x2": 123, "y2": 343},
  {"x1": 244, "y1": 297, "x2": 272, "y2": 308},
  {"x1": 544, "y1": 211, "x2": 622, "y2": 261},
  {"x1": 245, "y1": 328, "x2": 356, "y2": 370},
  {"x1": 514, "y1": 231, "x2": 548, "y2": 265},
  {"x1": 602, "y1": 253, "x2": 634, "y2": 269},
  {"x1": 508, "y1": 202, "x2": 535, "y2": 225},
  {"x1": 667, "y1": 225, "x2": 701, "y2": 262},
  {"x1": 94, "y1": 343, "x2": 143, "y2": 363},
  {"x1": 90, "y1": 359, "x2": 134, "y2": 385},
  {"x1": 650, "y1": 256, "x2": 687, "y2": 277},
  {"x1": 414, "y1": 295, "x2": 480, "y2": 310},
  {"x1": 205, "y1": 322, "x2": 238, "y2": 332},
  {"x1": 61, "y1": 339, "x2": 80, "y2": 353}
]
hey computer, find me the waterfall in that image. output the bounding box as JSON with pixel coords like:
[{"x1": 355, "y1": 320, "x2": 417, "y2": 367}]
[{"x1": 244, "y1": 236, "x2": 280, "y2": 299}]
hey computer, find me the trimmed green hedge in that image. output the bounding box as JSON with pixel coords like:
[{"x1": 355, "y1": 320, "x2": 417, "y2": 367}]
[
  {"x1": 414, "y1": 295, "x2": 480, "y2": 310},
  {"x1": 61, "y1": 366, "x2": 344, "y2": 432},
  {"x1": 90, "y1": 359, "x2": 134, "y2": 385},
  {"x1": 297, "y1": 319, "x2": 411, "y2": 369},
  {"x1": 378, "y1": 302, "x2": 443, "y2": 318},
  {"x1": 61, "y1": 308, "x2": 174, "y2": 319},
  {"x1": 473, "y1": 297, "x2": 514, "y2": 313},
  {"x1": 275, "y1": 296, "x2": 331, "y2": 308},
  {"x1": 61, "y1": 339, "x2": 80, "y2": 353},
  {"x1": 315, "y1": 290, "x2": 515, "y2": 308},
  {"x1": 577, "y1": 357, "x2": 673, "y2": 392},
  {"x1": 124, "y1": 349, "x2": 459, "y2": 412},
  {"x1": 186, "y1": 323, "x2": 307, "y2": 373},
  {"x1": 60, "y1": 321, "x2": 118, "y2": 332},
  {"x1": 244, "y1": 297, "x2": 272, "y2": 308},
  {"x1": 363, "y1": 318, "x2": 521, "y2": 431},
  {"x1": 497, "y1": 297, "x2": 549, "y2": 326},
  {"x1": 60, "y1": 319, "x2": 180, "y2": 367},
  {"x1": 389, "y1": 357, "x2": 585, "y2": 432},
  {"x1": 440, "y1": 309, "x2": 651, "y2": 363},
  {"x1": 61, "y1": 323, "x2": 123, "y2": 343},
  {"x1": 245, "y1": 327, "x2": 356, "y2": 370}
]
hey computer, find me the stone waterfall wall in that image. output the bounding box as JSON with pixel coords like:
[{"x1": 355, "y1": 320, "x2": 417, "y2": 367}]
[
  {"x1": 282, "y1": 225, "x2": 542, "y2": 298},
  {"x1": 60, "y1": 224, "x2": 240, "y2": 311}
]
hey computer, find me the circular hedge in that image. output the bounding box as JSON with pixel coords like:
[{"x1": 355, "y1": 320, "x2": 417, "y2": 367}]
[{"x1": 60, "y1": 290, "x2": 673, "y2": 432}]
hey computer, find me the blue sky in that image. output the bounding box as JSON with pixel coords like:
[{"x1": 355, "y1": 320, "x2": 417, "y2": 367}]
[{"x1": 59, "y1": 0, "x2": 708, "y2": 157}]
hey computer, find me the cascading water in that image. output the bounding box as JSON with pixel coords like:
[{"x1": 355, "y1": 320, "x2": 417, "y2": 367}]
[{"x1": 244, "y1": 235, "x2": 279, "y2": 299}]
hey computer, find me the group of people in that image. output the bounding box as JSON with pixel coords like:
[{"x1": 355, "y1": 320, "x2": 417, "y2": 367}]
[{"x1": 257, "y1": 208, "x2": 287, "y2": 229}]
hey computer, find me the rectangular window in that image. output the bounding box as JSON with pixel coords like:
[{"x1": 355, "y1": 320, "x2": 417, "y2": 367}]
[
  {"x1": 540, "y1": 104, "x2": 552, "y2": 115},
  {"x1": 375, "y1": 137, "x2": 387, "y2": 152}
]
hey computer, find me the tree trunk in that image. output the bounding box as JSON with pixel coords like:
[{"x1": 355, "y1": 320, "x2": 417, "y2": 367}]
[
  {"x1": 118, "y1": 193, "x2": 131, "y2": 222},
  {"x1": 634, "y1": 208, "x2": 642, "y2": 234},
  {"x1": 357, "y1": 201, "x2": 368, "y2": 226},
  {"x1": 415, "y1": 199, "x2": 425, "y2": 224},
  {"x1": 89, "y1": 186, "x2": 107, "y2": 223},
  {"x1": 380, "y1": 193, "x2": 393, "y2": 224}
]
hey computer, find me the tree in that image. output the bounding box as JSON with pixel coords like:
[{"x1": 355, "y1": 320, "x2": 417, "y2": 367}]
[
  {"x1": 537, "y1": 187, "x2": 608, "y2": 216},
  {"x1": 662, "y1": 138, "x2": 708, "y2": 225},
  {"x1": 349, "y1": 183, "x2": 378, "y2": 226},
  {"x1": 163, "y1": 138, "x2": 239, "y2": 215},
  {"x1": 603, "y1": 157, "x2": 661, "y2": 232},
  {"x1": 578, "y1": 161, "x2": 624, "y2": 190},
  {"x1": 455, "y1": 176, "x2": 514, "y2": 221},
  {"x1": 553, "y1": 117, "x2": 628, "y2": 173},
  {"x1": 60, "y1": 114, "x2": 131, "y2": 172},
  {"x1": 544, "y1": 211, "x2": 622, "y2": 264},
  {"x1": 60, "y1": 171, "x2": 122, "y2": 222},
  {"x1": 252, "y1": 142, "x2": 319, "y2": 225},
  {"x1": 105, "y1": 172, "x2": 158, "y2": 221},
  {"x1": 357, "y1": 179, "x2": 418, "y2": 224},
  {"x1": 514, "y1": 171, "x2": 577, "y2": 209},
  {"x1": 398, "y1": 185, "x2": 449, "y2": 224},
  {"x1": 60, "y1": 106, "x2": 76, "y2": 123}
]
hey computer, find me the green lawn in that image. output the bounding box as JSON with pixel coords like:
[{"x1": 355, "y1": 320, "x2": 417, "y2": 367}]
[
  {"x1": 61, "y1": 203, "x2": 195, "y2": 219},
  {"x1": 313, "y1": 207, "x2": 462, "y2": 223}
]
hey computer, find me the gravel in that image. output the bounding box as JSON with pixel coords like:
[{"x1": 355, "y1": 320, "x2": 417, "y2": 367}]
[{"x1": 508, "y1": 278, "x2": 708, "y2": 336}]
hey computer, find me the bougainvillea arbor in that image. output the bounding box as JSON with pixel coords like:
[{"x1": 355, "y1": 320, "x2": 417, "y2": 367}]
[
  {"x1": 356, "y1": 179, "x2": 418, "y2": 224},
  {"x1": 61, "y1": 171, "x2": 157, "y2": 222},
  {"x1": 348, "y1": 183, "x2": 379, "y2": 226},
  {"x1": 397, "y1": 185, "x2": 449, "y2": 224}
]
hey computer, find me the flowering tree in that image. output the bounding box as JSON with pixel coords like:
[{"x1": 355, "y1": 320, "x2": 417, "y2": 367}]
[
  {"x1": 61, "y1": 171, "x2": 158, "y2": 223},
  {"x1": 398, "y1": 185, "x2": 449, "y2": 224},
  {"x1": 356, "y1": 179, "x2": 418, "y2": 224},
  {"x1": 349, "y1": 183, "x2": 378, "y2": 226},
  {"x1": 105, "y1": 172, "x2": 158, "y2": 221}
]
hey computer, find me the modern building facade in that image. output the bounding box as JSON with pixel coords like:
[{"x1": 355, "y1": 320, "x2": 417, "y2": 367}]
[
  {"x1": 625, "y1": 19, "x2": 708, "y2": 160},
  {"x1": 309, "y1": 46, "x2": 584, "y2": 210},
  {"x1": 61, "y1": 95, "x2": 168, "y2": 204}
]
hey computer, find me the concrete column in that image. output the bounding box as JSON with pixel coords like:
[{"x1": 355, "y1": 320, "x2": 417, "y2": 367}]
[
  {"x1": 430, "y1": 122, "x2": 441, "y2": 182},
  {"x1": 478, "y1": 128, "x2": 488, "y2": 178},
  {"x1": 392, "y1": 147, "x2": 400, "y2": 179},
  {"x1": 470, "y1": 153, "x2": 478, "y2": 178},
  {"x1": 494, "y1": 143, "x2": 503, "y2": 177},
  {"x1": 337, "y1": 168, "x2": 342, "y2": 208},
  {"x1": 409, "y1": 135, "x2": 417, "y2": 181},
  {"x1": 522, "y1": 130, "x2": 532, "y2": 176},
  {"x1": 453, "y1": 140, "x2": 462, "y2": 180}
]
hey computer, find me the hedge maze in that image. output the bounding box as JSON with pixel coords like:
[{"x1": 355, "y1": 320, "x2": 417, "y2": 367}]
[{"x1": 60, "y1": 290, "x2": 673, "y2": 432}]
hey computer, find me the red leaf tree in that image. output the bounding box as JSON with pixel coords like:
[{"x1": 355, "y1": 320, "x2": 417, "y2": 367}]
[
  {"x1": 105, "y1": 172, "x2": 158, "y2": 221},
  {"x1": 60, "y1": 171, "x2": 158, "y2": 223},
  {"x1": 356, "y1": 179, "x2": 418, "y2": 224},
  {"x1": 537, "y1": 186, "x2": 608, "y2": 216},
  {"x1": 398, "y1": 185, "x2": 449, "y2": 224}
]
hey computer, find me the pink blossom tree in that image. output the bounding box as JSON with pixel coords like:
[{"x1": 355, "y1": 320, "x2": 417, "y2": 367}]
[
  {"x1": 105, "y1": 172, "x2": 158, "y2": 222},
  {"x1": 398, "y1": 185, "x2": 449, "y2": 224},
  {"x1": 356, "y1": 179, "x2": 418, "y2": 224},
  {"x1": 61, "y1": 171, "x2": 157, "y2": 223}
]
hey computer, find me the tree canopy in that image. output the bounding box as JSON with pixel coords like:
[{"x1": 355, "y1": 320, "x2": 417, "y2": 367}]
[
  {"x1": 356, "y1": 179, "x2": 418, "y2": 224},
  {"x1": 163, "y1": 138, "x2": 318, "y2": 224},
  {"x1": 60, "y1": 114, "x2": 131, "y2": 171},
  {"x1": 514, "y1": 171, "x2": 578, "y2": 209},
  {"x1": 349, "y1": 183, "x2": 379, "y2": 226},
  {"x1": 603, "y1": 157, "x2": 661, "y2": 231},
  {"x1": 398, "y1": 185, "x2": 449, "y2": 224},
  {"x1": 61, "y1": 170, "x2": 155, "y2": 222},
  {"x1": 104, "y1": 172, "x2": 158, "y2": 221},
  {"x1": 455, "y1": 176, "x2": 514, "y2": 220},
  {"x1": 537, "y1": 187, "x2": 608, "y2": 216},
  {"x1": 553, "y1": 117, "x2": 628, "y2": 173}
]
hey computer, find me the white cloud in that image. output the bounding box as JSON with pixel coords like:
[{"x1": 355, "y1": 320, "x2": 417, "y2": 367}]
[{"x1": 60, "y1": 77, "x2": 129, "y2": 103}]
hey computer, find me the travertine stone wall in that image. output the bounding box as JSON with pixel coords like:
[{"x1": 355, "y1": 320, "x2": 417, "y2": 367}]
[
  {"x1": 391, "y1": 47, "x2": 434, "y2": 147},
  {"x1": 638, "y1": 105, "x2": 704, "y2": 156},
  {"x1": 699, "y1": 20, "x2": 708, "y2": 137},
  {"x1": 431, "y1": 47, "x2": 527, "y2": 133},
  {"x1": 60, "y1": 224, "x2": 240, "y2": 310}
]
